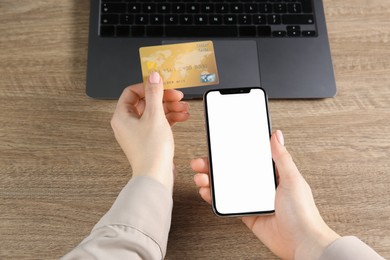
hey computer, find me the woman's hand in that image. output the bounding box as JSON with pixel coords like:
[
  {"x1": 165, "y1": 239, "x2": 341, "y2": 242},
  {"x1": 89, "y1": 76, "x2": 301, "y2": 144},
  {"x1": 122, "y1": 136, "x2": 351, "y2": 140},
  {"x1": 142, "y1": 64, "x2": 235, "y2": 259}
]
[
  {"x1": 191, "y1": 130, "x2": 340, "y2": 259},
  {"x1": 111, "y1": 72, "x2": 190, "y2": 192}
]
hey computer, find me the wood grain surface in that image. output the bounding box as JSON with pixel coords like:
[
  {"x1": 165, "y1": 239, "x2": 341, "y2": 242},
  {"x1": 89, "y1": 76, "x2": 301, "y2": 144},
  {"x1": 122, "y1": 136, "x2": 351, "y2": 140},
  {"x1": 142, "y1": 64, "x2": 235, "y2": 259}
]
[{"x1": 0, "y1": 0, "x2": 389, "y2": 259}]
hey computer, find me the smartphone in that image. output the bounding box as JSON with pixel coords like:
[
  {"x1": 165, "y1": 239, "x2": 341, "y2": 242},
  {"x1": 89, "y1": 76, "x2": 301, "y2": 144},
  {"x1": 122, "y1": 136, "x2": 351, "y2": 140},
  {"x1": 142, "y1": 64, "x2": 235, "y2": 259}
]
[{"x1": 204, "y1": 87, "x2": 276, "y2": 217}]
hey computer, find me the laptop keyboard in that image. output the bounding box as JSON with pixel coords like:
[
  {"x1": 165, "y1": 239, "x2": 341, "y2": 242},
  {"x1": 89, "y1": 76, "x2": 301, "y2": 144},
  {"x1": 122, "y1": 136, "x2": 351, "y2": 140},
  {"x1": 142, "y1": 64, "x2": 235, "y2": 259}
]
[{"x1": 99, "y1": 0, "x2": 317, "y2": 38}]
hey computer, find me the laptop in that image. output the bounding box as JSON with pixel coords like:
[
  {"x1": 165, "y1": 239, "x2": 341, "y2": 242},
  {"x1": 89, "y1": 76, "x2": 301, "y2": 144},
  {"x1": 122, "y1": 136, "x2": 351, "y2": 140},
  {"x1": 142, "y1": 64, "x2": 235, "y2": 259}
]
[{"x1": 86, "y1": 0, "x2": 336, "y2": 99}]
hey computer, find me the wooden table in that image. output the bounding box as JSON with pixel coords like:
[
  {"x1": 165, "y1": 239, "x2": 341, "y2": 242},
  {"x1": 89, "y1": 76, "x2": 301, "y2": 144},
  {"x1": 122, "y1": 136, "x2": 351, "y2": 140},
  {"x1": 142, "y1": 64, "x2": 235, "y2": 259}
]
[{"x1": 1, "y1": 0, "x2": 389, "y2": 259}]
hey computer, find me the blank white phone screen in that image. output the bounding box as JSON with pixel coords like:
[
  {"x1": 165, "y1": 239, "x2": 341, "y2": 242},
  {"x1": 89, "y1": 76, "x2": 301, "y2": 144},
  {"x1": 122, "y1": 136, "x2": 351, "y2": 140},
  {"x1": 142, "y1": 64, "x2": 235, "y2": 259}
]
[{"x1": 205, "y1": 89, "x2": 276, "y2": 215}]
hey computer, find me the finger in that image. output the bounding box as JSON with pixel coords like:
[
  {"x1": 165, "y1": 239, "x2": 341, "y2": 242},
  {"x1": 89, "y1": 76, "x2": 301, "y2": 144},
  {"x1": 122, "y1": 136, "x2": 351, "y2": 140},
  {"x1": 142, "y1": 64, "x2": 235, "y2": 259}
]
[
  {"x1": 270, "y1": 130, "x2": 301, "y2": 184},
  {"x1": 190, "y1": 157, "x2": 210, "y2": 173},
  {"x1": 164, "y1": 101, "x2": 190, "y2": 125},
  {"x1": 164, "y1": 101, "x2": 189, "y2": 114},
  {"x1": 166, "y1": 112, "x2": 190, "y2": 126},
  {"x1": 199, "y1": 187, "x2": 212, "y2": 204},
  {"x1": 194, "y1": 173, "x2": 210, "y2": 188},
  {"x1": 144, "y1": 72, "x2": 164, "y2": 117},
  {"x1": 163, "y1": 89, "x2": 184, "y2": 102},
  {"x1": 116, "y1": 84, "x2": 145, "y2": 113}
]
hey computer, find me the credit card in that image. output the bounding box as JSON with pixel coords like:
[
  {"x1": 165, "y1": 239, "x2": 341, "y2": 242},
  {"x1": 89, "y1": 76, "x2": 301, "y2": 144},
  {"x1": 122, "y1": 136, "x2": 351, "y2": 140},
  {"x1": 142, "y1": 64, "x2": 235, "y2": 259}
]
[{"x1": 139, "y1": 41, "x2": 219, "y2": 89}]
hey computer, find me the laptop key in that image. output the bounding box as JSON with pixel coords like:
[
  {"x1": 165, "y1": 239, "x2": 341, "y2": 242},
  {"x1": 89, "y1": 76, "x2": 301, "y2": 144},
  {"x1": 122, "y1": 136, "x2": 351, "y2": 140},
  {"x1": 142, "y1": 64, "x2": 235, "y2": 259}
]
[
  {"x1": 239, "y1": 15, "x2": 252, "y2": 25},
  {"x1": 187, "y1": 3, "x2": 200, "y2": 13},
  {"x1": 165, "y1": 26, "x2": 237, "y2": 37},
  {"x1": 101, "y1": 3, "x2": 126, "y2": 14},
  {"x1": 172, "y1": 3, "x2": 185, "y2": 13},
  {"x1": 134, "y1": 14, "x2": 148, "y2": 24},
  {"x1": 143, "y1": 3, "x2": 156, "y2": 13},
  {"x1": 273, "y1": 31, "x2": 286, "y2": 37},
  {"x1": 180, "y1": 14, "x2": 194, "y2": 24},
  {"x1": 158, "y1": 3, "x2": 171, "y2": 13},
  {"x1": 100, "y1": 26, "x2": 115, "y2": 37},
  {"x1": 244, "y1": 3, "x2": 258, "y2": 13},
  {"x1": 267, "y1": 14, "x2": 281, "y2": 24},
  {"x1": 146, "y1": 26, "x2": 164, "y2": 36},
  {"x1": 209, "y1": 14, "x2": 223, "y2": 24},
  {"x1": 224, "y1": 14, "x2": 237, "y2": 24},
  {"x1": 273, "y1": 3, "x2": 287, "y2": 13},
  {"x1": 120, "y1": 14, "x2": 134, "y2": 24},
  {"x1": 215, "y1": 4, "x2": 229, "y2": 13},
  {"x1": 239, "y1": 26, "x2": 256, "y2": 37},
  {"x1": 101, "y1": 14, "x2": 119, "y2": 25},
  {"x1": 299, "y1": 0, "x2": 313, "y2": 13},
  {"x1": 131, "y1": 26, "x2": 145, "y2": 37},
  {"x1": 302, "y1": 30, "x2": 316, "y2": 36},
  {"x1": 128, "y1": 3, "x2": 141, "y2": 13},
  {"x1": 200, "y1": 3, "x2": 214, "y2": 13},
  {"x1": 259, "y1": 4, "x2": 272, "y2": 13},
  {"x1": 253, "y1": 15, "x2": 266, "y2": 25},
  {"x1": 257, "y1": 26, "x2": 271, "y2": 37},
  {"x1": 116, "y1": 26, "x2": 130, "y2": 37},
  {"x1": 287, "y1": 30, "x2": 301, "y2": 37},
  {"x1": 282, "y1": 15, "x2": 314, "y2": 24},
  {"x1": 150, "y1": 15, "x2": 163, "y2": 24},
  {"x1": 165, "y1": 14, "x2": 178, "y2": 24},
  {"x1": 230, "y1": 3, "x2": 243, "y2": 13},
  {"x1": 287, "y1": 3, "x2": 302, "y2": 13},
  {"x1": 194, "y1": 15, "x2": 208, "y2": 24},
  {"x1": 287, "y1": 25, "x2": 300, "y2": 31}
]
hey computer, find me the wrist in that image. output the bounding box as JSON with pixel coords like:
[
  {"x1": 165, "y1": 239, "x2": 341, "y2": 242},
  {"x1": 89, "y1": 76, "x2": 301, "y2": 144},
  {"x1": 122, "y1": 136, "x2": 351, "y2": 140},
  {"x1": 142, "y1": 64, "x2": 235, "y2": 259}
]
[
  {"x1": 294, "y1": 224, "x2": 340, "y2": 260},
  {"x1": 131, "y1": 164, "x2": 175, "y2": 193}
]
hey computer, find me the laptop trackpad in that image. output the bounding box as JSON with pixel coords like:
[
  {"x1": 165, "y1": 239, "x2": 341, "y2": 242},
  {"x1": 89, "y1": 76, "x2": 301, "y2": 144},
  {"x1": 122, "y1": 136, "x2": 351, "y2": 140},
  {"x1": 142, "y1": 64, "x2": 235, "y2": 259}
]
[{"x1": 162, "y1": 40, "x2": 260, "y2": 100}]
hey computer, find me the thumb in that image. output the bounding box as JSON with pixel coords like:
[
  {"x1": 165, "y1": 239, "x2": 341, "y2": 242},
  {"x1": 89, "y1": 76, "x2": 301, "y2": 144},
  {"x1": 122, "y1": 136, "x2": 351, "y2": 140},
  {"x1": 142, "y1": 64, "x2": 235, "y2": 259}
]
[{"x1": 144, "y1": 71, "x2": 164, "y2": 117}]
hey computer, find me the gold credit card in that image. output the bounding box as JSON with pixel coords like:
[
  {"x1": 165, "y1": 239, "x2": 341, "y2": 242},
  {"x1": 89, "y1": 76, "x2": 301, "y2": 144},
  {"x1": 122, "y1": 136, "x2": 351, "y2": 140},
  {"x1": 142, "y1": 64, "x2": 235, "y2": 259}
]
[{"x1": 139, "y1": 41, "x2": 219, "y2": 89}]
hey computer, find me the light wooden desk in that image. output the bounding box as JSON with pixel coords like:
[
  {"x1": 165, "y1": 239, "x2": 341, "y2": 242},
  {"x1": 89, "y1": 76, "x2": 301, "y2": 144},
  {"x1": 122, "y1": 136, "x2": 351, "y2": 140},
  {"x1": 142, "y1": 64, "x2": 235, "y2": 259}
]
[{"x1": 1, "y1": 0, "x2": 389, "y2": 259}]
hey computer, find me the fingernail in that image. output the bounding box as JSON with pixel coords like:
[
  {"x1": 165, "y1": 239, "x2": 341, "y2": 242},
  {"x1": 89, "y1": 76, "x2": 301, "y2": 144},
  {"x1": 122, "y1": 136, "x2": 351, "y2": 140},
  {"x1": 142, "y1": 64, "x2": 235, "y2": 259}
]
[
  {"x1": 176, "y1": 90, "x2": 184, "y2": 99},
  {"x1": 149, "y1": 71, "x2": 160, "y2": 84},
  {"x1": 276, "y1": 130, "x2": 284, "y2": 146}
]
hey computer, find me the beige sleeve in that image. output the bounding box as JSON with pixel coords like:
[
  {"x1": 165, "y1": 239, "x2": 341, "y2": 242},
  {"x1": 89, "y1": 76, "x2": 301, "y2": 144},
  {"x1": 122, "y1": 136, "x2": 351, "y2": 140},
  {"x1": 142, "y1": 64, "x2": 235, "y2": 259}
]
[
  {"x1": 62, "y1": 176, "x2": 173, "y2": 260},
  {"x1": 319, "y1": 236, "x2": 385, "y2": 260}
]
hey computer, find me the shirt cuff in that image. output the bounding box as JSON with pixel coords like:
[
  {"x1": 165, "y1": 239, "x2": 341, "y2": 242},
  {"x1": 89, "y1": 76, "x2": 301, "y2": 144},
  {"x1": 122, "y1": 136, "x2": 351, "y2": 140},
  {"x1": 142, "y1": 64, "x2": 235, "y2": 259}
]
[
  {"x1": 93, "y1": 176, "x2": 173, "y2": 258},
  {"x1": 319, "y1": 236, "x2": 385, "y2": 260}
]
